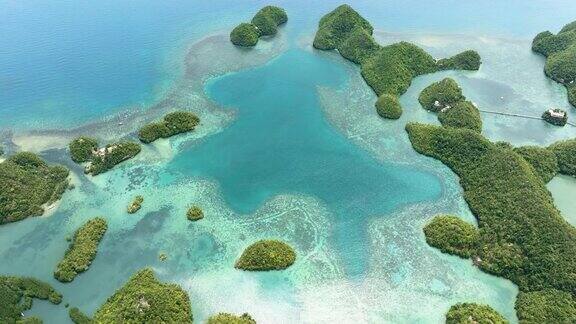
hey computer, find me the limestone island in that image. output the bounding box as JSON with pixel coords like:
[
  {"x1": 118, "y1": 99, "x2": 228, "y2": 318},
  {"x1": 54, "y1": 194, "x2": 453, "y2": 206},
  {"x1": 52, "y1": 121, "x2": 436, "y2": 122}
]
[
  {"x1": 54, "y1": 217, "x2": 108, "y2": 282},
  {"x1": 446, "y1": 303, "x2": 507, "y2": 324},
  {"x1": 127, "y1": 195, "x2": 144, "y2": 214},
  {"x1": 230, "y1": 6, "x2": 287, "y2": 47},
  {"x1": 68, "y1": 307, "x2": 92, "y2": 324},
  {"x1": 419, "y1": 78, "x2": 482, "y2": 133},
  {"x1": 0, "y1": 275, "x2": 62, "y2": 323},
  {"x1": 235, "y1": 239, "x2": 296, "y2": 271},
  {"x1": 533, "y1": 20, "x2": 576, "y2": 107},
  {"x1": 186, "y1": 205, "x2": 203, "y2": 221},
  {"x1": 138, "y1": 111, "x2": 200, "y2": 144},
  {"x1": 207, "y1": 313, "x2": 256, "y2": 324},
  {"x1": 423, "y1": 215, "x2": 479, "y2": 259},
  {"x1": 69, "y1": 137, "x2": 141, "y2": 175},
  {"x1": 406, "y1": 113, "x2": 576, "y2": 320},
  {"x1": 313, "y1": 5, "x2": 481, "y2": 119},
  {"x1": 0, "y1": 152, "x2": 69, "y2": 225},
  {"x1": 91, "y1": 268, "x2": 193, "y2": 323},
  {"x1": 542, "y1": 108, "x2": 568, "y2": 126}
]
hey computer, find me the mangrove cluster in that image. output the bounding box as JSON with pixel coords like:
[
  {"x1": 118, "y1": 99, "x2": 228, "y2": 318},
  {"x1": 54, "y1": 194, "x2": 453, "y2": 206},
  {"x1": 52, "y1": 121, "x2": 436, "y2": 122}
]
[
  {"x1": 235, "y1": 239, "x2": 296, "y2": 271},
  {"x1": 419, "y1": 78, "x2": 482, "y2": 133},
  {"x1": 92, "y1": 268, "x2": 193, "y2": 323},
  {"x1": 313, "y1": 5, "x2": 481, "y2": 119},
  {"x1": 127, "y1": 195, "x2": 144, "y2": 214},
  {"x1": 0, "y1": 276, "x2": 62, "y2": 323},
  {"x1": 207, "y1": 313, "x2": 256, "y2": 324},
  {"x1": 0, "y1": 152, "x2": 69, "y2": 225},
  {"x1": 406, "y1": 112, "x2": 576, "y2": 320},
  {"x1": 54, "y1": 217, "x2": 108, "y2": 282},
  {"x1": 532, "y1": 20, "x2": 576, "y2": 107},
  {"x1": 138, "y1": 111, "x2": 200, "y2": 144},
  {"x1": 230, "y1": 6, "x2": 287, "y2": 47},
  {"x1": 69, "y1": 307, "x2": 92, "y2": 324},
  {"x1": 445, "y1": 303, "x2": 507, "y2": 324}
]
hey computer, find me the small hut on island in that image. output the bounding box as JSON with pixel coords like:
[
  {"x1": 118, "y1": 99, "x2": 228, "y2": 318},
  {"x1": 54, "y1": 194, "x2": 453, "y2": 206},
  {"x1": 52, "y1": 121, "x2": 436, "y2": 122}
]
[{"x1": 542, "y1": 108, "x2": 568, "y2": 126}]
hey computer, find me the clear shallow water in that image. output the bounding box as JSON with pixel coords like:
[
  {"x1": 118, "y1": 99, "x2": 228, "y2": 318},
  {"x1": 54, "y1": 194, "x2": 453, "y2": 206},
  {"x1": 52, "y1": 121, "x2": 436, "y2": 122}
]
[
  {"x1": 4, "y1": 0, "x2": 576, "y2": 323},
  {"x1": 169, "y1": 49, "x2": 442, "y2": 276}
]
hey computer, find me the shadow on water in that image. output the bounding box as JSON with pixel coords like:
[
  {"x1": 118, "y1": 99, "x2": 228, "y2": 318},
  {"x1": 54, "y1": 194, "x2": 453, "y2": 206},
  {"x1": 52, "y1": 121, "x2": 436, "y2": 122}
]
[{"x1": 167, "y1": 49, "x2": 443, "y2": 277}]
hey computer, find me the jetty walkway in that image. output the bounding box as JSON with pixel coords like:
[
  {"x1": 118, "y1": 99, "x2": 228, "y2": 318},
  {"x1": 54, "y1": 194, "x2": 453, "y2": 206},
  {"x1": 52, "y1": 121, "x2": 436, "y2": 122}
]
[{"x1": 478, "y1": 109, "x2": 576, "y2": 127}]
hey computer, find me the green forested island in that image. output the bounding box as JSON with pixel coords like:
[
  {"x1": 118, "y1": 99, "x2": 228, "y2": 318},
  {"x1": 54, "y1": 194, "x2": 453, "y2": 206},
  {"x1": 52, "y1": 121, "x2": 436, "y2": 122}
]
[
  {"x1": 230, "y1": 6, "x2": 287, "y2": 47},
  {"x1": 445, "y1": 303, "x2": 507, "y2": 324},
  {"x1": 127, "y1": 195, "x2": 144, "y2": 214},
  {"x1": 407, "y1": 118, "x2": 576, "y2": 321},
  {"x1": 69, "y1": 137, "x2": 141, "y2": 176},
  {"x1": 54, "y1": 217, "x2": 108, "y2": 282},
  {"x1": 0, "y1": 276, "x2": 62, "y2": 323},
  {"x1": 235, "y1": 239, "x2": 296, "y2": 271},
  {"x1": 138, "y1": 111, "x2": 200, "y2": 144},
  {"x1": 313, "y1": 5, "x2": 481, "y2": 118},
  {"x1": 532, "y1": 20, "x2": 576, "y2": 107},
  {"x1": 423, "y1": 215, "x2": 479, "y2": 258},
  {"x1": 186, "y1": 205, "x2": 204, "y2": 221},
  {"x1": 207, "y1": 312, "x2": 256, "y2": 324},
  {"x1": 0, "y1": 152, "x2": 69, "y2": 225},
  {"x1": 91, "y1": 268, "x2": 193, "y2": 323}
]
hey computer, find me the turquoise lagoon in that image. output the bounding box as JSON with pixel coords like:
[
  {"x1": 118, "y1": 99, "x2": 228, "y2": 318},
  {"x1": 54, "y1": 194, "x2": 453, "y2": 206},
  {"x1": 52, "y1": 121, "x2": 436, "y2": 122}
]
[{"x1": 3, "y1": 0, "x2": 576, "y2": 323}]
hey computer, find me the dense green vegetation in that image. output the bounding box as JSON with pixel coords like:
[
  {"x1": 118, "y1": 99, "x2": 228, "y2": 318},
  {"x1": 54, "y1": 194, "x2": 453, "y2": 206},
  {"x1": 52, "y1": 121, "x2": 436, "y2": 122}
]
[
  {"x1": 423, "y1": 215, "x2": 479, "y2": 258},
  {"x1": 230, "y1": 23, "x2": 260, "y2": 47},
  {"x1": 93, "y1": 268, "x2": 193, "y2": 323},
  {"x1": 230, "y1": 6, "x2": 287, "y2": 47},
  {"x1": 542, "y1": 108, "x2": 568, "y2": 126},
  {"x1": 207, "y1": 313, "x2": 256, "y2": 324},
  {"x1": 251, "y1": 6, "x2": 287, "y2": 36},
  {"x1": 0, "y1": 152, "x2": 69, "y2": 225},
  {"x1": 186, "y1": 205, "x2": 203, "y2": 221},
  {"x1": 516, "y1": 289, "x2": 576, "y2": 323},
  {"x1": 69, "y1": 137, "x2": 98, "y2": 163},
  {"x1": 437, "y1": 50, "x2": 482, "y2": 71},
  {"x1": 437, "y1": 101, "x2": 482, "y2": 133},
  {"x1": 445, "y1": 303, "x2": 507, "y2": 324},
  {"x1": 0, "y1": 276, "x2": 62, "y2": 323},
  {"x1": 375, "y1": 94, "x2": 402, "y2": 119},
  {"x1": 514, "y1": 146, "x2": 559, "y2": 183},
  {"x1": 313, "y1": 5, "x2": 480, "y2": 120},
  {"x1": 532, "y1": 20, "x2": 576, "y2": 107},
  {"x1": 418, "y1": 78, "x2": 465, "y2": 112},
  {"x1": 549, "y1": 138, "x2": 576, "y2": 177},
  {"x1": 406, "y1": 122, "x2": 576, "y2": 321},
  {"x1": 235, "y1": 239, "x2": 296, "y2": 271},
  {"x1": 313, "y1": 4, "x2": 373, "y2": 50},
  {"x1": 54, "y1": 217, "x2": 108, "y2": 282},
  {"x1": 85, "y1": 142, "x2": 141, "y2": 176},
  {"x1": 127, "y1": 195, "x2": 144, "y2": 214},
  {"x1": 138, "y1": 111, "x2": 200, "y2": 144},
  {"x1": 69, "y1": 307, "x2": 93, "y2": 324}
]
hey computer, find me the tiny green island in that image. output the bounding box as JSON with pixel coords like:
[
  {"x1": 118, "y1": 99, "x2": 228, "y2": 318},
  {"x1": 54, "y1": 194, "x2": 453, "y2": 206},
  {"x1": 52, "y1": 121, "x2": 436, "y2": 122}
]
[
  {"x1": 235, "y1": 239, "x2": 296, "y2": 271},
  {"x1": 69, "y1": 137, "x2": 141, "y2": 175},
  {"x1": 423, "y1": 215, "x2": 479, "y2": 259},
  {"x1": 138, "y1": 111, "x2": 200, "y2": 144},
  {"x1": 186, "y1": 205, "x2": 203, "y2": 221},
  {"x1": 230, "y1": 6, "x2": 287, "y2": 47},
  {"x1": 54, "y1": 217, "x2": 108, "y2": 282},
  {"x1": 127, "y1": 195, "x2": 144, "y2": 214}
]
